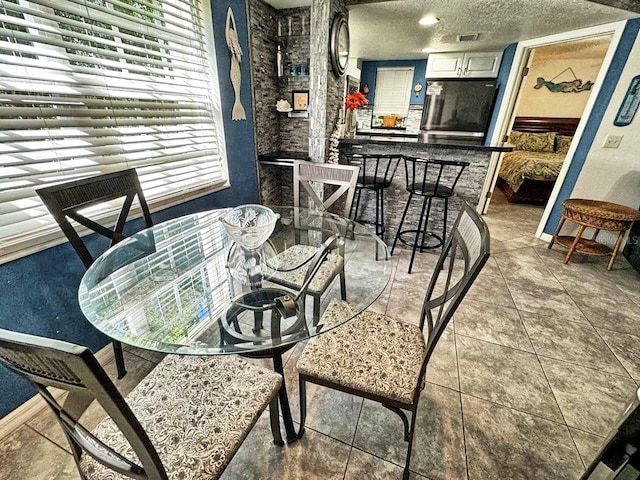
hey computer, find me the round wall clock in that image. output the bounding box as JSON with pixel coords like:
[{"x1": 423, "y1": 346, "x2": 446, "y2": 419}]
[{"x1": 329, "y1": 13, "x2": 349, "y2": 78}]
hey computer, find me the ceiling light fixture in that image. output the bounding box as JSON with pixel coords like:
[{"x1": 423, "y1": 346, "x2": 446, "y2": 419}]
[
  {"x1": 419, "y1": 16, "x2": 439, "y2": 26},
  {"x1": 421, "y1": 48, "x2": 435, "y2": 53}
]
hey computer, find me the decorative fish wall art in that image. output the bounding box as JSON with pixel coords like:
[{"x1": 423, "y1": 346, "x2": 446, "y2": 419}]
[
  {"x1": 225, "y1": 7, "x2": 246, "y2": 121},
  {"x1": 533, "y1": 67, "x2": 593, "y2": 93}
]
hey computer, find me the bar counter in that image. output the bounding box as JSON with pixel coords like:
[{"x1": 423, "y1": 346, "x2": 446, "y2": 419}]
[
  {"x1": 340, "y1": 134, "x2": 513, "y2": 152},
  {"x1": 257, "y1": 136, "x2": 514, "y2": 246}
]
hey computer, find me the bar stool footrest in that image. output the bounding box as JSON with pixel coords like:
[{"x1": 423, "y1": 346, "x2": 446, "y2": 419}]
[{"x1": 397, "y1": 230, "x2": 443, "y2": 250}]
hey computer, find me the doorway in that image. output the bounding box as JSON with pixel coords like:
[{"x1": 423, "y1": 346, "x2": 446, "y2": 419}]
[
  {"x1": 480, "y1": 22, "x2": 626, "y2": 240},
  {"x1": 485, "y1": 35, "x2": 613, "y2": 241}
]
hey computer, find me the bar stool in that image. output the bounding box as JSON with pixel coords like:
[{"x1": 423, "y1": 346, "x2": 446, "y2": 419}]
[
  {"x1": 345, "y1": 153, "x2": 401, "y2": 239},
  {"x1": 391, "y1": 156, "x2": 469, "y2": 273}
]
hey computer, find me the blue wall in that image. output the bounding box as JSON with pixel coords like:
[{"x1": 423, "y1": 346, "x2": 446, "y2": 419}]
[
  {"x1": 360, "y1": 59, "x2": 428, "y2": 106},
  {"x1": 485, "y1": 43, "x2": 518, "y2": 145},
  {"x1": 0, "y1": 0, "x2": 258, "y2": 419},
  {"x1": 543, "y1": 19, "x2": 640, "y2": 234}
]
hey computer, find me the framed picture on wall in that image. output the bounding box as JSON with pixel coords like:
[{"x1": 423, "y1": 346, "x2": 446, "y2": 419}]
[
  {"x1": 614, "y1": 75, "x2": 640, "y2": 127},
  {"x1": 292, "y1": 90, "x2": 309, "y2": 111}
]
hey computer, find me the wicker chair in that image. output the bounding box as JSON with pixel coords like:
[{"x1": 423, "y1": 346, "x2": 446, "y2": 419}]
[
  {"x1": 0, "y1": 329, "x2": 281, "y2": 480},
  {"x1": 296, "y1": 202, "x2": 490, "y2": 480},
  {"x1": 36, "y1": 169, "x2": 153, "y2": 379},
  {"x1": 268, "y1": 161, "x2": 359, "y2": 321}
]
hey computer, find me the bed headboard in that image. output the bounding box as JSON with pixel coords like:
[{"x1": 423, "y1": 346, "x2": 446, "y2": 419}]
[{"x1": 512, "y1": 117, "x2": 580, "y2": 136}]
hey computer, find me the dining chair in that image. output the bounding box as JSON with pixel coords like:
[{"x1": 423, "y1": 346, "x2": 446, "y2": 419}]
[
  {"x1": 296, "y1": 201, "x2": 490, "y2": 480},
  {"x1": 36, "y1": 169, "x2": 153, "y2": 379},
  {"x1": 0, "y1": 328, "x2": 282, "y2": 480},
  {"x1": 268, "y1": 161, "x2": 359, "y2": 321}
]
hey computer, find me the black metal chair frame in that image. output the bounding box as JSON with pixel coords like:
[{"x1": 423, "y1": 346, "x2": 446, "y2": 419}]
[
  {"x1": 298, "y1": 202, "x2": 490, "y2": 480},
  {"x1": 0, "y1": 328, "x2": 281, "y2": 480},
  {"x1": 0, "y1": 329, "x2": 169, "y2": 479},
  {"x1": 36, "y1": 169, "x2": 153, "y2": 379},
  {"x1": 345, "y1": 153, "x2": 401, "y2": 238},
  {"x1": 391, "y1": 156, "x2": 469, "y2": 274}
]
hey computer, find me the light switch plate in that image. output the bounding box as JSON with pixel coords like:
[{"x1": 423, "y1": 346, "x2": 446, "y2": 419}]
[{"x1": 603, "y1": 135, "x2": 623, "y2": 148}]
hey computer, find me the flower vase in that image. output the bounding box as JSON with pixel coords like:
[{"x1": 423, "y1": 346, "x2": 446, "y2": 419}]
[{"x1": 344, "y1": 109, "x2": 355, "y2": 138}]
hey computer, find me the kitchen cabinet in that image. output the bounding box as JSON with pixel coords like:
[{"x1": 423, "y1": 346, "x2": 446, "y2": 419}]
[{"x1": 426, "y1": 51, "x2": 503, "y2": 79}]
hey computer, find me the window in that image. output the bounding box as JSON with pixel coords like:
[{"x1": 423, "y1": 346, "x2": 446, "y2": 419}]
[
  {"x1": 0, "y1": 0, "x2": 228, "y2": 263},
  {"x1": 372, "y1": 67, "x2": 414, "y2": 117}
]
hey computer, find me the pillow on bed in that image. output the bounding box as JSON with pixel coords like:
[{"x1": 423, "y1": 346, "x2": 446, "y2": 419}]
[
  {"x1": 556, "y1": 135, "x2": 573, "y2": 154},
  {"x1": 510, "y1": 130, "x2": 556, "y2": 152}
]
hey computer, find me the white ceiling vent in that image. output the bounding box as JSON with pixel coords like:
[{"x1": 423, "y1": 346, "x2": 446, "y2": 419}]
[{"x1": 457, "y1": 33, "x2": 480, "y2": 42}]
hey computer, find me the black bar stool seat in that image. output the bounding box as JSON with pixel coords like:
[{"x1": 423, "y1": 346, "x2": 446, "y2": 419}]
[
  {"x1": 408, "y1": 182, "x2": 454, "y2": 197},
  {"x1": 360, "y1": 175, "x2": 393, "y2": 189},
  {"x1": 346, "y1": 153, "x2": 401, "y2": 239},
  {"x1": 392, "y1": 156, "x2": 469, "y2": 273}
]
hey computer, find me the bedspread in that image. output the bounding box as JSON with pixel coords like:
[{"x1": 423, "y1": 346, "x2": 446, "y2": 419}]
[{"x1": 499, "y1": 151, "x2": 566, "y2": 192}]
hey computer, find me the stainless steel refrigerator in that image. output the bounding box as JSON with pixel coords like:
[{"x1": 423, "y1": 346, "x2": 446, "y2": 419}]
[{"x1": 419, "y1": 79, "x2": 498, "y2": 141}]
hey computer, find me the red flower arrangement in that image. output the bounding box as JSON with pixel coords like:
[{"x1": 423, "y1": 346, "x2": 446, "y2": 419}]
[{"x1": 345, "y1": 91, "x2": 368, "y2": 111}]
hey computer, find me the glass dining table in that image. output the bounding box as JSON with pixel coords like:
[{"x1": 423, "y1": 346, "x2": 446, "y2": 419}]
[{"x1": 78, "y1": 206, "x2": 392, "y2": 444}]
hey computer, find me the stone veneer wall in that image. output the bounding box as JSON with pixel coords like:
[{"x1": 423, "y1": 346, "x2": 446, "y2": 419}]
[
  {"x1": 248, "y1": 1, "x2": 310, "y2": 154},
  {"x1": 248, "y1": 0, "x2": 279, "y2": 155},
  {"x1": 309, "y1": 0, "x2": 347, "y2": 162},
  {"x1": 324, "y1": 1, "x2": 347, "y2": 139},
  {"x1": 309, "y1": 0, "x2": 330, "y2": 163},
  {"x1": 340, "y1": 143, "x2": 492, "y2": 246},
  {"x1": 277, "y1": 7, "x2": 310, "y2": 153},
  {"x1": 356, "y1": 105, "x2": 423, "y2": 135}
]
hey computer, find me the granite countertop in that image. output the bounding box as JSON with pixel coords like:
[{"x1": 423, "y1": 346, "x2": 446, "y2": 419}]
[
  {"x1": 340, "y1": 134, "x2": 514, "y2": 152},
  {"x1": 258, "y1": 151, "x2": 309, "y2": 163}
]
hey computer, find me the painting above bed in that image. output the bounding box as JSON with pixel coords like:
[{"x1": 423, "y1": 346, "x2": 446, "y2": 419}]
[{"x1": 497, "y1": 117, "x2": 580, "y2": 205}]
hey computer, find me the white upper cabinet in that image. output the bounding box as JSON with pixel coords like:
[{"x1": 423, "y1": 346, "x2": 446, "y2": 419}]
[
  {"x1": 462, "y1": 52, "x2": 503, "y2": 77},
  {"x1": 426, "y1": 52, "x2": 503, "y2": 79},
  {"x1": 424, "y1": 53, "x2": 464, "y2": 78}
]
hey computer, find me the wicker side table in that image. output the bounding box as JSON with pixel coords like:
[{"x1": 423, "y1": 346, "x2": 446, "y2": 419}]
[{"x1": 548, "y1": 199, "x2": 640, "y2": 270}]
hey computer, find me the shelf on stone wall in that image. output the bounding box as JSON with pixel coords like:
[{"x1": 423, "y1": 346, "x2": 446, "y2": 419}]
[
  {"x1": 278, "y1": 74, "x2": 309, "y2": 80},
  {"x1": 287, "y1": 111, "x2": 309, "y2": 119},
  {"x1": 277, "y1": 34, "x2": 310, "y2": 39}
]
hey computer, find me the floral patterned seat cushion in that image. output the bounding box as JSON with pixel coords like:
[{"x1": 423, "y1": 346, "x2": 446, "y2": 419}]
[
  {"x1": 80, "y1": 355, "x2": 281, "y2": 480},
  {"x1": 297, "y1": 300, "x2": 426, "y2": 405},
  {"x1": 268, "y1": 244, "x2": 343, "y2": 295}
]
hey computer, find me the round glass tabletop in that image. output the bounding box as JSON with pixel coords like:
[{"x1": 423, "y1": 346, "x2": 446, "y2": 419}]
[{"x1": 79, "y1": 207, "x2": 392, "y2": 355}]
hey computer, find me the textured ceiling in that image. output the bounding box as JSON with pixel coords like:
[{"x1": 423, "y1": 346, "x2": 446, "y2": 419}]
[{"x1": 348, "y1": 0, "x2": 636, "y2": 60}]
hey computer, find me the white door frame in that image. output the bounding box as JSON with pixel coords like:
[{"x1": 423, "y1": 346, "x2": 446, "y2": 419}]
[
  {"x1": 481, "y1": 50, "x2": 536, "y2": 215},
  {"x1": 480, "y1": 20, "x2": 627, "y2": 240}
]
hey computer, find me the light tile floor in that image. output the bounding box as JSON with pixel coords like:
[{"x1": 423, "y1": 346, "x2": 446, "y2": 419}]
[{"x1": 2, "y1": 189, "x2": 640, "y2": 480}]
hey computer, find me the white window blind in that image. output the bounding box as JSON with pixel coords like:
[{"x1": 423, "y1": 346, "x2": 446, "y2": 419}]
[
  {"x1": 0, "y1": 0, "x2": 228, "y2": 262},
  {"x1": 373, "y1": 67, "x2": 414, "y2": 116}
]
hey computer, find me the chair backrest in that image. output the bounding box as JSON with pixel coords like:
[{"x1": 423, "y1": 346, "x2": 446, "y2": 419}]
[
  {"x1": 414, "y1": 201, "x2": 490, "y2": 403},
  {"x1": 293, "y1": 160, "x2": 359, "y2": 217},
  {"x1": 36, "y1": 169, "x2": 153, "y2": 269},
  {"x1": 402, "y1": 156, "x2": 469, "y2": 196},
  {"x1": 344, "y1": 154, "x2": 401, "y2": 189},
  {"x1": 0, "y1": 329, "x2": 167, "y2": 479}
]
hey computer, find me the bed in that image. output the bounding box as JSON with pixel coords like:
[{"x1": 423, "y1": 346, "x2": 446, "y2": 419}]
[{"x1": 497, "y1": 117, "x2": 580, "y2": 205}]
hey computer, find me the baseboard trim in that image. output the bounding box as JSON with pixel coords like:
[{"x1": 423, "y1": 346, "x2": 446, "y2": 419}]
[
  {"x1": 0, "y1": 343, "x2": 115, "y2": 442},
  {"x1": 540, "y1": 232, "x2": 553, "y2": 243}
]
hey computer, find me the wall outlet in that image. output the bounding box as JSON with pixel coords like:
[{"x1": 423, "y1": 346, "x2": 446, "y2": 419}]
[{"x1": 603, "y1": 135, "x2": 623, "y2": 148}]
